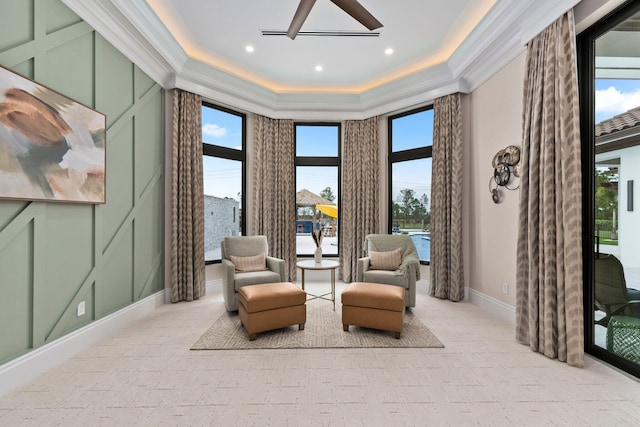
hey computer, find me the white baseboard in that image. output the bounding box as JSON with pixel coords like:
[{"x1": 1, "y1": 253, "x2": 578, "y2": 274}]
[
  {"x1": 206, "y1": 279, "x2": 222, "y2": 294},
  {"x1": 0, "y1": 289, "x2": 168, "y2": 397},
  {"x1": 162, "y1": 279, "x2": 220, "y2": 303},
  {"x1": 466, "y1": 287, "x2": 516, "y2": 325}
]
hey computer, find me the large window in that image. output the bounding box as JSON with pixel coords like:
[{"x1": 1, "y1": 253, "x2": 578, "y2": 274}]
[
  {"x1": 388, "y1": 106, "x2": 434, "y2": 264},
  {"x1": 579, "y1": 0, "x2": 640, "y2": 378},
  {"x1": 202, "y1": 103, "x2": 245, "y2": 263},
  {"x1": 295, "y1": 124, "x2": 340, "y2": 256}
]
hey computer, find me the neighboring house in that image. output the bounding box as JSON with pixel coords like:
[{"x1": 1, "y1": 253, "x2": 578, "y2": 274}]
[
  {"x1": 204, "y1": 195, "x2": 239, "y2": 254},
  {"x1": 595, "y1": 106, "x2": 640, "y2": 268}
]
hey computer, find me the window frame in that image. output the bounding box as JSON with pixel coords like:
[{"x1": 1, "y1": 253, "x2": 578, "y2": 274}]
[
  {"x1": 202, "y1": 101, "x2": 247, "y2": 264},
  {"x1": 294, "y1": 122, "x2": 341, "y2": 258},
  {"x1": 578, "y1": 0, "x2": 640, "y2": 378},
  {"x1": 387, "y1": 105, "x2": 434, "y2": 265}
]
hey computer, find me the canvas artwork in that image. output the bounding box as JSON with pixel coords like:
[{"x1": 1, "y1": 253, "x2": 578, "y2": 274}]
[{"x1": 0, "y1": 65, "x2": 106, "y2": 204}]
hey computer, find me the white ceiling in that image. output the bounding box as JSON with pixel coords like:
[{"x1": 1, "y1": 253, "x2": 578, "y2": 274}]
[
  {"x1": 62, "y1": 0, "x2": 582, "y2": 118},
  {"x1": 144, "y1": 0, "x2": 496, "y2": 93}
]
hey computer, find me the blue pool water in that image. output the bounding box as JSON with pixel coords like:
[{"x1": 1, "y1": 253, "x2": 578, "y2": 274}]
[{"x1": 410, "y1": 233, "x2": 430, "y2": 262}]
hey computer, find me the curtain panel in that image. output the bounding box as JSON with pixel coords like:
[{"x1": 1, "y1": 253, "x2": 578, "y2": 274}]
[
  {"x1": 341, "y1": 117, "x2": 380, "y2": 282},
  {"x1": 430, "y1": 93, "x2": 464, "y2": 301},
  {"x1": 515, "y1": 10, "x2": 583, "y2": 367},
  {"x1": 252, "y1": 115, "x2": 297, "y2": 281},
  {"x1": 170, "y1": 89, "x2": 206, "y2": 302}
]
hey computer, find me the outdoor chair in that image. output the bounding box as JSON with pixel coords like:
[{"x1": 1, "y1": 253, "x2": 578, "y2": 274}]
[
  {"x1": 594, "y1": 253, "x2": 640, "y2": 327},
  {"x1": 356, "y1": 234, "x2": 420, "y2": 307},
  {"x1": 221, "y1": 236, "x2": 286, "y2": 311}
]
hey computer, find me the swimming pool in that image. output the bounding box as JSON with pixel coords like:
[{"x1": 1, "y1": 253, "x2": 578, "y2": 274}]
[{"x1": 409, "y1": 233, "x2": 430, "y2": 262}]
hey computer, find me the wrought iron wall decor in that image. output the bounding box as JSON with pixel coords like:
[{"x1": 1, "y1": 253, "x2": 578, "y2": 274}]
[{"x1": 489, "y1": 145, "x2": 521, "y2": 203}]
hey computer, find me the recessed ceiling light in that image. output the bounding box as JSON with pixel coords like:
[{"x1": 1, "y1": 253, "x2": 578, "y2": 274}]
[
  {"x1": 385, "y1": 48, "x2": 394, "y2": 55},
  {"x1": 315, "y1": 65, "x2": 323, "y2": 72},
  {"x1": 245, "y1": 45, "x2": 254, "y2": 53}
]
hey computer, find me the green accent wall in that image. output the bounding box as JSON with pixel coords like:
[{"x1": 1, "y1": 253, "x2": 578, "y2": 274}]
[{"x1": 0, "y1": 0, "x2": 165, "y2": 364}]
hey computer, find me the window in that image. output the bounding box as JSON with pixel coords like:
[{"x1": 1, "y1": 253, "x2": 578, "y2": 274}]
[
  {"x1": 388, "y1": 106, "x2": 434, "y2": 264},
  {"x1": 579, "y1": 0, "x2": 640, "y2": 378},
  {"x1": 202, "y1": 103, "x2": 246, "y2": 263},
  {"x1": 295, "y1": 124, "x2": 340, "y2": 256}
]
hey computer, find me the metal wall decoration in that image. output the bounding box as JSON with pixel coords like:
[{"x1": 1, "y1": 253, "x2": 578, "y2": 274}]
[{"x1": 489, "y1": 145, "x2": 521, "y2": 203}]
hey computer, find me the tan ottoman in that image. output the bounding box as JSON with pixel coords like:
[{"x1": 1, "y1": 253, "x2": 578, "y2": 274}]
[
  {"x1": 238, "y1": 282, "x2": 306, "y2": 341},
  {"x1": 341, "y1": 282, "x2": 405, "y2": 339}
]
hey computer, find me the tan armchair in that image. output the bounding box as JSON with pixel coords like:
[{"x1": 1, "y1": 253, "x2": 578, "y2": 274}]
[
  {"x1": 221, "y1": 236, "x2": 286, "y2": 311},
  {"x1": 356, "y1": 234, "x2": 420, "y2": 307}
]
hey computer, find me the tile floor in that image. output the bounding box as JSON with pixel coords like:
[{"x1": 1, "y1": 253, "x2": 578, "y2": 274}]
[{"x1": 1, "y1": 280, "x2": 640, "y2": 426}]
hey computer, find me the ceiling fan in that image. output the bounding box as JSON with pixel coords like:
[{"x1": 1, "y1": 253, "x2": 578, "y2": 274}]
[{"x1": 287, "y1": 0, "x2": 383, "y2": 40}]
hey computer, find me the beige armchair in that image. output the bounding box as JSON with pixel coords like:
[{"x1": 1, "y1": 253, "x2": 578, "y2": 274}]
[
  {"x1": 221, "y1": 236, "x2": 286, "y2": 311},
  {"x1": 356, "y1": 234, "x2": 420, "y2": 307}
]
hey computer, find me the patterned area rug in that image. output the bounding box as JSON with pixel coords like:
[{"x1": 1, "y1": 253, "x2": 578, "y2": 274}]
[{"x1": 191, "y1": 299, "x2": 444, "y2": 350}]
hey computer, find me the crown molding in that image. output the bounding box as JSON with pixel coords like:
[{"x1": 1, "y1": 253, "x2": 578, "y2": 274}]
[
  {"x1": 63, "y1": 0, "x2": 581, "y2": 118},
  {"x1": 172, "y1": 62, "x2": 279, "y2": 119},
  {"x1": 359, "y1": 63, "x2": 466, "y2": 118},
  {"x1": 109, "y1": 0, "x2": 189, "y2": 72},
  {"x1": 451, "y1": 0, "x2": 581, "y2": 92},
  {"x1": 175, "y1": 60, "x2": 464, "y2": 120},
  {"x1": 518, "y1": 0, "x2": 582, "y2": 45},
  {"x1": 457, "y1": 21, "x2": 526, "y2": 92},
  {"x1": 448, "y1": 0, "x2": 534, "y2": 79},
  {"x1": 61, "y1": 0, "x2": 176, "y2": 87}
]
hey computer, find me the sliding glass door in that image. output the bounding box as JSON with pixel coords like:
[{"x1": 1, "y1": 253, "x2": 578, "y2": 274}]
[{"x1": 580, "y1": 0, "x2": 640, "y2": 378}]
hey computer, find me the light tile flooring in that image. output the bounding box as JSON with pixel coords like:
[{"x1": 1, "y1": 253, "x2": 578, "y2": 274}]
[{"x1": 1, "y1": 280, "x2": 640, "y2": 426}]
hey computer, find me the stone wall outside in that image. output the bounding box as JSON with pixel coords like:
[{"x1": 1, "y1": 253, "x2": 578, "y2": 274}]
[{"x1": 204, "y1": 195, "x2": 240, "y2": 254}]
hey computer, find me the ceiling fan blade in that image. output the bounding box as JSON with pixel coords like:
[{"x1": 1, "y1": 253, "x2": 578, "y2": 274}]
[
  {"x1": 287, "y1": 0, "x2": 317, "y2": 40},
  {"x1": 329, "y1": 0, "x2": 383, "y2": 31}
]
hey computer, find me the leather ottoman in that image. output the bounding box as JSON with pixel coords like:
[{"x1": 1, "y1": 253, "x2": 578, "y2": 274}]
[
  {"x1": 341, "y1": 282, "x2": 405, "y2": 339},
  {"x1": 238, "y1": 282, "x2": 306, "y2": 341}
]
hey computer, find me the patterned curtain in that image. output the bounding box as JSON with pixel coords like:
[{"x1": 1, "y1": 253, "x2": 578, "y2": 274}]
[
  {"x1": 429, "y1": 93, "x2": 464, "y2": 301},
  {"x1": 170, "y1": 89, "x2": 205, "y2": 302},
  {"x1": 516, "y1": 10, "x2": 583, "y2": 367},
  {"x1": 341, "y1": 117, "x2": 379, "y2": 282},
  {"x1": 252, "y1": 115, "x2": 296, "y2": 281}
]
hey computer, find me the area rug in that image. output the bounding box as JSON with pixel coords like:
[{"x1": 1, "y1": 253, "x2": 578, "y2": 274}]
[{"x1": 191, "y1": 299, "x2": 444, "y2": 350}]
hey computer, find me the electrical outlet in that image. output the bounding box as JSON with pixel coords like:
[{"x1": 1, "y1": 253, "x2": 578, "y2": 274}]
[
  {"x1": 77, "y1": 301, "x2": 86, "y2": 317},
  {"x1": 502, "y1": 282, "x2": 509, "y2": 295}
]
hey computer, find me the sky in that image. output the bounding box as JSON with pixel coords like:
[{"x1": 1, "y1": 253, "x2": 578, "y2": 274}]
[
  {"x1": 202, "y1": 106, "x2": 434, "y2": 206},
  {"x1": 295, "y1": 125, "x2": 339, "y2": 199},
  {"x1": 389, "y1": 109, "x2": 433, "y2": 206},
  {"x1": 595, "y1": 79, "x2": 640, "y2": 123},
  {"x1": 202, "y1": 106, "x2": 242, "y2": 199}
]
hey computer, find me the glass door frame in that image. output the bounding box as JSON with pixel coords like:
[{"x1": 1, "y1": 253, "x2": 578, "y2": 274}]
[{"x1": 578, "y1": 0, "x2": 640, "y2": 378}]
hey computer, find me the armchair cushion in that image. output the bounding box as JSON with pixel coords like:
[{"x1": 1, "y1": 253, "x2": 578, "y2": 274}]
[
  {"x1": 369, "y1": 248, "x2": 402, "y2": 270},
  {"x1": 234, "y1": 270, "x2": 282, "y2": 291},
  {"x1": 363, "y1": 270, "x2": 408, "y2": 288},
  {"x1": 230, "y1": 253, "x2": 267, "y2": 272}
]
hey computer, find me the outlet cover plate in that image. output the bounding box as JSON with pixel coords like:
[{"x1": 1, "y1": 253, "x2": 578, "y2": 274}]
[{"x1": 77, "y1": 301, "x2": 86, "y2": 317}]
